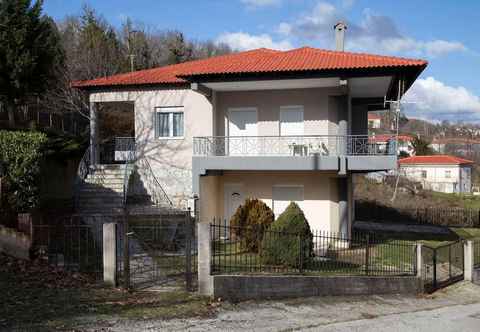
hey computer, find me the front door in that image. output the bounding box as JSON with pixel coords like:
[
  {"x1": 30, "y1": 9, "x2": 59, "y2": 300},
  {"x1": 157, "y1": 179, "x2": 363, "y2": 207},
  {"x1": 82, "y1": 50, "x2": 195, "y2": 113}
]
[
  {"x1": 228, "y1": 108, "x2": 257, "y2": 155},
  {"x1": 224, "y1": 183, "x2": 245, "y2": 223}
]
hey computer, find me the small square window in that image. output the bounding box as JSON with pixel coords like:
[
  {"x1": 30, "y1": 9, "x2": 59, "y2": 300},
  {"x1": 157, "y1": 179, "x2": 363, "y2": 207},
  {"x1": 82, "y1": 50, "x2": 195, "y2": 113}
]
[
  {"x1": 445, "y1": 170, "x2": 451, "y2": 178},
  {"x1": 421, "y1": 170, "x2": 427, "y2": 178},
  {"x1": 155, "y1": 107, "x2": 184, "y2": 138}
]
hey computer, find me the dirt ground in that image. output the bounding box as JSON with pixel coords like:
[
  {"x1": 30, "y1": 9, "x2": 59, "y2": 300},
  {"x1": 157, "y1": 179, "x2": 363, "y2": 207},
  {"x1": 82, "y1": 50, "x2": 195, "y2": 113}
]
[
  {"x1": 3, "y1": 252, "x2": 480, "y2": 332},
  {"x1": 70, "y1": 282, "x2": 480, "y2": 332}
]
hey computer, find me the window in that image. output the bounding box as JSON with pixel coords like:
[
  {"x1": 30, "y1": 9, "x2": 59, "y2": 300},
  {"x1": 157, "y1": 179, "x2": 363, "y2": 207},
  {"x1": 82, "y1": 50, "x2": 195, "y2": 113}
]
[
  {"x1": 445, "y1": 170, "x2": 451, "y2": 178},
  {"x1": 155, "y1": 107, "x2": 184, "y2": 138},
  {"x1": 279, "y1": 106, "x2": 304, "y2": 136},
  {"x1": 421, "y1": 170, "x2": 427, "y2": 179}
]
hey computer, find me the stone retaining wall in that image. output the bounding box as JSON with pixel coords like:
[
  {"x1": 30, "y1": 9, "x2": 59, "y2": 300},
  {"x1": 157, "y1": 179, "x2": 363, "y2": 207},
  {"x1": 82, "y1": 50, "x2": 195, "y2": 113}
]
[{"x1": 213, "y1": 275, "x2": 421, "y2": 301}]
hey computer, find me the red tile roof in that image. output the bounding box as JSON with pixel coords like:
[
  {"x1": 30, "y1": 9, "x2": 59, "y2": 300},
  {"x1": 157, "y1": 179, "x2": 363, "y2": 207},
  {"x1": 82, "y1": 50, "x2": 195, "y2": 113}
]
[
  {"x1": 369, "y1": 134, "x2": 413, "y2": 143},
  {"x1": 368, "y1": 113, "x2": 381, "y2": 120},
  {"x1": 398, "y1": 155, "x2": 474, "y2": 165},
  {"x1": 72, "y1": 47, "x2": 427, "y2": 89}
]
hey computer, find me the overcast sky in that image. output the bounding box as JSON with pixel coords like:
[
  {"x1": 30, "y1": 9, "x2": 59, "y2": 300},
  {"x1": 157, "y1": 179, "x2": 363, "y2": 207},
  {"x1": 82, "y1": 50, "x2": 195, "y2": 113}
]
[{"x1": 44, "y1": 0, "x2": 480, "y2": 123}]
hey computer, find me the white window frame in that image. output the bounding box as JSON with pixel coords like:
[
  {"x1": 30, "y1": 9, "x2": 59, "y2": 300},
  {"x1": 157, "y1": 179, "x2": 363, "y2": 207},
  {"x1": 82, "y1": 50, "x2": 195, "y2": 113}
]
[
  {"x1": 225, "y1": 107, "x2": 258, "y2": 137},
  {"x1": 279, "y1": 105, "x2": 304, "y2": 136},
  {"x1": 155, "y1": 106, "x2": 184, "y2": 140},
  {"x1": 445, "y1": 170, "x2": 452, "y2": 178},
  {"x1": 421, "y1": 170, "x2": 427, "y2": 179}
]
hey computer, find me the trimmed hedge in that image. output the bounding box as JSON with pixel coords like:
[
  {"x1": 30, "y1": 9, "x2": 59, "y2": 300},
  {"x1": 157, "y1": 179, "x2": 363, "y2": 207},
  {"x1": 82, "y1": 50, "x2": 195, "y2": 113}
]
[
  {"x1": 261, "y1": 202, "x2": 314, "y2": 268},
  {"x1": 229, "y1": 198, "x2": 274, "y2": 252},
  {"x1": 0, "y1": 130, "x2": 48, "y2": 212}
]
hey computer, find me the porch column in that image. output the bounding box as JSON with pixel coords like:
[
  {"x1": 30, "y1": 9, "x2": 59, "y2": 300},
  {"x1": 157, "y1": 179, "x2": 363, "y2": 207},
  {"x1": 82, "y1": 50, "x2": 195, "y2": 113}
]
[
  {"x1": 338, "y1": 177, "x2": 348, "y2": 237},
  {"x1": 90, "y1": 101, "x2": 99, "y2": 165},
  {"x1": 337, "y1": 95, "x2": 348, "y2": 156}
]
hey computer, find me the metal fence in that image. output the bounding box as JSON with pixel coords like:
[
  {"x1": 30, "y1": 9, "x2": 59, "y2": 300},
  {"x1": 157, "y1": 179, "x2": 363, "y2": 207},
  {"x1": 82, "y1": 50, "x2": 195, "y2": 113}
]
[
  {"x1": 193, "y1": 135, "x2": 396, "y2": 157},
  {"x1": 474, "y1": 240, "x2": 480, "y2": 269},
  {"x1": 210, "y1": 222, "x2": 417, "y2": 276},
  {"x1": 422, "y1": 241, "x2": 464, "y2": 293},
  {"x1": 32, "y1": 214, "x2": 126, "y2": 280},
  {"x1": 125, "y1": 212, "x2": 197, "y2": 291},
  {"x1": 356, "y1": 201, "x2": 480, "y2": 227}
]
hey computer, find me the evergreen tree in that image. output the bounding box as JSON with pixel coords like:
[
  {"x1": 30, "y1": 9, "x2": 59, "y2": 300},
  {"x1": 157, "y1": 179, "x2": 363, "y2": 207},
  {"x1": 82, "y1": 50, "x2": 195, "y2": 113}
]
[{"x1": 0, "y1": 0, "x2": 63, "y2": 128}]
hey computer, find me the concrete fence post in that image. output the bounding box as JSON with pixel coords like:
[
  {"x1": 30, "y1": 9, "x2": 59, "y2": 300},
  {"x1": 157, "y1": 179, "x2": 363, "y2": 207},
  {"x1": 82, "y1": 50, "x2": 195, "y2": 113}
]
[
  {"x1": 464, "y1": 240, "x2": 474, "y2": 282},
  {"x1": 103, "y1": 223, "x2": 117, "y2": 287},
  {"x1": 416, "y1": 243, "x2": 424, "y2": 291},
  {"x1": 198, "y1": 222, "x2": 213, "y2": 296}
]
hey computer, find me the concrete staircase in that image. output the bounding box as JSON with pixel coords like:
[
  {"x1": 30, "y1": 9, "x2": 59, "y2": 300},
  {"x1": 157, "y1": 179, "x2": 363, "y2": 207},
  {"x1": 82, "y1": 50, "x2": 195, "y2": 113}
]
[{"x1": 76, "y1": 165, "x2": 130, "y2": 214}]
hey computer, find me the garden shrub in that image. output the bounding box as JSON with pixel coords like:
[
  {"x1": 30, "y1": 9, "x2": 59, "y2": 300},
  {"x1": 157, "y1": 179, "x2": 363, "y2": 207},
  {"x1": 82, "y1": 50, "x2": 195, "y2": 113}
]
[
  {"x1": 229, "y1": 198, "x2": 274, "y2": 252},
  {"x1": 0, "y1": 130, "x2": 48, "y2": 212},
  {"x1": 261, "y1": 202, "x2": 314, "y2": 268}
]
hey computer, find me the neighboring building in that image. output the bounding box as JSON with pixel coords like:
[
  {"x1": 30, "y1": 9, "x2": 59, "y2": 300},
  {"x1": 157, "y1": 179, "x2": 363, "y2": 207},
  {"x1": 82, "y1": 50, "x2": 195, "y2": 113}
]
[
  {"x1": 399, "y1": 155, "x2": 473, "y2": 193},
  {"x1": 370, "y1": 134, "x2": 414, "y2": 156},
  {"x1": 368, "y1": 113, "x2": 381, "y2": 129},
  {"x1": 72, "y1": 23, "x2": 427, "y2": 238},
  {"x1": 431, "y1": 137, "x2": 480, "y2": 155}
]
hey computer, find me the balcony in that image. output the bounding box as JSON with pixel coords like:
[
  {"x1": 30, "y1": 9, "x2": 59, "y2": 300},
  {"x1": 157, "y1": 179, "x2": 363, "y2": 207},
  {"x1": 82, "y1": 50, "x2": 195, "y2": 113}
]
[
  {"x1": 193, "y1": 135, "x2": 396, "y2": 157},
  {"x1": 192, "y1": 135, "x2": 398, "y2": 193}
]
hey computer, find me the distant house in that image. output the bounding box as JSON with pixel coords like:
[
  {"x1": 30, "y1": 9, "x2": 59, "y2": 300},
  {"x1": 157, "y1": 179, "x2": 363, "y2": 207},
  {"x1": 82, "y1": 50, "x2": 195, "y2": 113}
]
[
  {"x1": 368, "y1": 113, "x2": 381, "y2": 129},
  {"x1": 370, "y1": 134, "x2": 414, "y2": 156},
  {"x1": 431, "y1": 137, "x2": 480, "y2": 155},
  {"x1": 399, "y1": 155, "x2": 474, "y2": 193}
]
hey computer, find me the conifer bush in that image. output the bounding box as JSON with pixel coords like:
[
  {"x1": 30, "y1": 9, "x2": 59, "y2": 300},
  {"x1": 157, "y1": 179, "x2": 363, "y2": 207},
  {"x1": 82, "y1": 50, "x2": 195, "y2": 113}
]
[
  {"x1": 229, "y1": 198, "x2": 274, "y2": 252},
  {"x1": 261, "y1": 202, "x2": 314, "y2": 268}
]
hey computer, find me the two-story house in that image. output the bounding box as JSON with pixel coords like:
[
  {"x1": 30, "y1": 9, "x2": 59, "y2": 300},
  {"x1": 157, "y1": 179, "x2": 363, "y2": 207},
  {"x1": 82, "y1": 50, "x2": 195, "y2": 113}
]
[
  {"x1": 73, "y1": 23, "x2": 427, "y2": 237},
  {"x1": 399, "y1": 155, "x2": 473, "y2": 193}
]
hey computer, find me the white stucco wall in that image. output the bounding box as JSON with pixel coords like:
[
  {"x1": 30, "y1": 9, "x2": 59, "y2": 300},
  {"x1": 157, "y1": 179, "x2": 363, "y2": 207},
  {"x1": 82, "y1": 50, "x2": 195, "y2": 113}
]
[
  {"x1": 90, "y1": 87, "x2": 213, "y2": 207},
  {"x1": 90, "y1": 86, "x2": 350, "y2": 208}
]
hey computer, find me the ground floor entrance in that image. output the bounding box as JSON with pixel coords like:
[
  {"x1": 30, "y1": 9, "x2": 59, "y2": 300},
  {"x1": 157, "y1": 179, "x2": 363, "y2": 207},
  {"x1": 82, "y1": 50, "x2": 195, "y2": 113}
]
[{"x1": 198, "y1": 171, "x2": 353, "y2": 234}]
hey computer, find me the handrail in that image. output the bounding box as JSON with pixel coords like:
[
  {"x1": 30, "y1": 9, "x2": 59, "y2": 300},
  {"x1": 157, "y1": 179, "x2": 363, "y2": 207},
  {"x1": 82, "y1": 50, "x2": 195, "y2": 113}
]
[
  {"x1": 73, "y1": 146, "x2": 91, "y2": 209},
  {"x1": 135, "y1": 156, "x2": 174, "y2": 207},
  {"x1": 122, "y1": 144, "x2": 136, "y2": 206},
  {"x1": 193, "y1": 135, "x2": 397, "y2": 157}
]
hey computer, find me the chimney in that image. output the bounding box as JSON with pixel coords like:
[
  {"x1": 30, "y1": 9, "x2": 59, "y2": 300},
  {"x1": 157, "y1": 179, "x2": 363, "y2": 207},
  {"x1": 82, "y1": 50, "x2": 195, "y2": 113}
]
[{"x1": 334, "y1": 22, "x2": 347, "y2": 51}]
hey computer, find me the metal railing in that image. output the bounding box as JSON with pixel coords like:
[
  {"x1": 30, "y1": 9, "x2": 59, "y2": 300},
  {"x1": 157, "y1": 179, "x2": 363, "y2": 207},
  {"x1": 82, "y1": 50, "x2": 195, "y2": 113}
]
[
  {"x1": 193, "y1": 135, "x2": 397, "y2": 157},
  {"x1": 73, "y1": 146, "x2": 91, "y2": 209},
  {"x1": 134, "y1": 156, "x2": 174, "y2": 207},
  {"x1": 210, "y1": 222, "x2": 416, "y2": 276},
  {"x1": 474, "y1": 240, "x2": 480, "y2": 269},
  {"x1": 99, "y1": 137, "x2": 136, "y2": 164}
]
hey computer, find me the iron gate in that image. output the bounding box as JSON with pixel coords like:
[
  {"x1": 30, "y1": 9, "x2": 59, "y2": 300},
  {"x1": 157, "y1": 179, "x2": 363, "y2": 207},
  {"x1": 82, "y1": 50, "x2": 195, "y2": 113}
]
[
  {"x1": 123, "y1": 211, "x2": 197, "y2": 291},
  {"x1": 423, "y1": 241, "x2": 464, "y2": 293}
]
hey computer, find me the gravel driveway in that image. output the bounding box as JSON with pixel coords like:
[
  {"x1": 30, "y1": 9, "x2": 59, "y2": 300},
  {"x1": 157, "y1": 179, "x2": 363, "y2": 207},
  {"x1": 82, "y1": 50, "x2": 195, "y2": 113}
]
[{"x1": 78, "y1": 282, "x2": 480, "y2": 331}]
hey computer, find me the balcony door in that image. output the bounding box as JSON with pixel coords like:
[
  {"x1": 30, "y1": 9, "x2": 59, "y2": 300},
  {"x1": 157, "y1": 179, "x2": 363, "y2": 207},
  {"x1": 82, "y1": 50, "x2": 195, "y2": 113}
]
[
  {"x1": 280, "y1": 106, "x2": 304, "y2": 156},
  {"x1": 228, "y1": 108, "x2": 258, "y2": 155}
]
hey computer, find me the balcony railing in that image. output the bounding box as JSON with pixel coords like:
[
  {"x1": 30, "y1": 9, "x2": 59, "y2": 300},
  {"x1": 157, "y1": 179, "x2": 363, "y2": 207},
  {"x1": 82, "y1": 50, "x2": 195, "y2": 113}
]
[{"x1": 193, "y1": 135, "x2": 397, "y2": 157}]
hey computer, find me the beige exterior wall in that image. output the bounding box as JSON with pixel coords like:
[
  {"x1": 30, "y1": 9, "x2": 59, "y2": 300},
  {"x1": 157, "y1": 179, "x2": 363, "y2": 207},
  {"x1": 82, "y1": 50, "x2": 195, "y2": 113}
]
[
  {"x1": 90, "y1": 87, "x2": 213, "y2": 207},
  {"x1": 198, "y1": 171, "x2": 341, "y2": 232},
  {"x1": 215, "y1": 87, "x2": 345, "y2": 136}
]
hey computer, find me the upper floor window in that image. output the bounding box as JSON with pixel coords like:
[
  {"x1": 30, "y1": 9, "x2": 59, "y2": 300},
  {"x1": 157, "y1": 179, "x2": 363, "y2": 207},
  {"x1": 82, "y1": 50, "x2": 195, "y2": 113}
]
[
  {"x1": 155, "y1": 107, "x2": 184, "y2": 138},
  {"x1": 421, "y1": 170, "x2": 427, "y2": 178},
  {"x1": 445, "y1": 170, "x2": 451, "y2": 178}
]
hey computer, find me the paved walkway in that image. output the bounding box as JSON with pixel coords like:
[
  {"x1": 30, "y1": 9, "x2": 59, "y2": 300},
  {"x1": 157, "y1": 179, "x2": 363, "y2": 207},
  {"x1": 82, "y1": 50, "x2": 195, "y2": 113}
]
[{"x1": 80, "y1": 282, "x2": 480, "y2": 331}]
